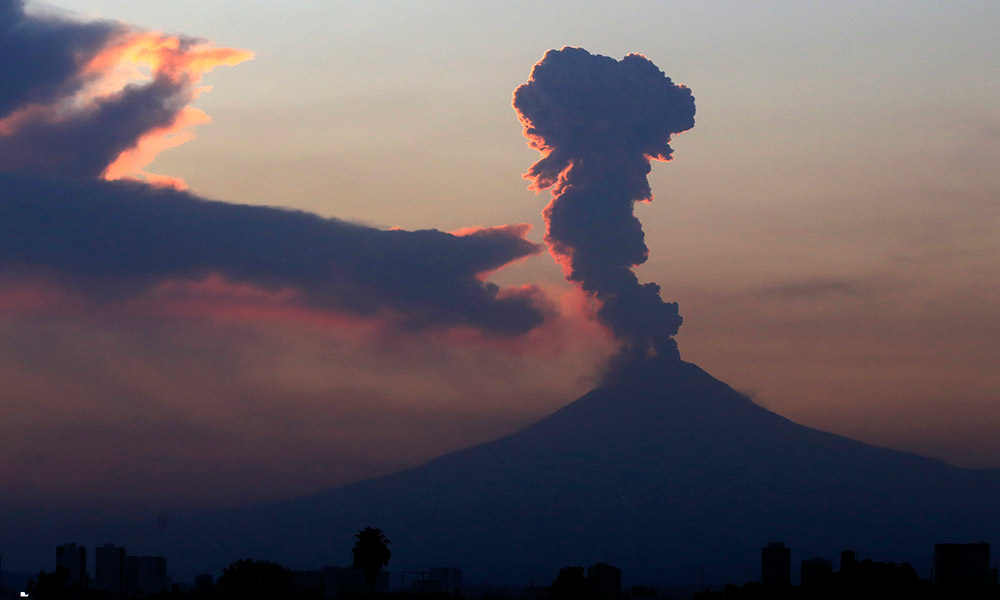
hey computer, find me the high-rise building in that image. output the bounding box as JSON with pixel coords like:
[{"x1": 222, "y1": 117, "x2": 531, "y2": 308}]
[
  {"x1": 55, "y1": 543, "x2": 87, "y2": 588},
  {"x1": 761, "y1": 542, "x2": 791, "y2": 585},
  {"x1": 95, "y1": 543, "x2": 126, "y2": 596}
]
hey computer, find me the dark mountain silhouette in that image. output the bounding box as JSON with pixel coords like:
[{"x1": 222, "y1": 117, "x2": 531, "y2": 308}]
[{"x1": 5, "y1": 357, "x2": 998, "y2": 586}]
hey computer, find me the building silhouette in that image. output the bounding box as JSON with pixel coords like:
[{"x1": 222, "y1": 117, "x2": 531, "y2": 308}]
[
  {"x1": 95, "y1": 543, "x2": 126, "y2": 596},
  {"x1": 283, "y1": 566, "x2": 390, "y2": 598},
  {"x1": 934, "y1": 543, "x2": 998, "y2": 585},
  {"x1": 194, "y1": 573, "x2": 214, "y2": 595},
  {"x1": 761, "y1": 542, "x2": 790, "y2": 585},
  {"x1": 55, "y1": 543, "x2": 87, "y2": 589},
  {"x1": 125, "y1": 555, "x2": 168, "y2": 596},
  {"x1": 401, "y1": 568, "x2": 462, "y2": 596},
  {"x1": 840, "y1": 549, "x2": 857, "y2": 572},
  {"x1": 586, "y1": 562, "x2": 621, "y2": 600},
  {"x1": 289, "y1": 569, "x2": 323, "y2": 597},
  {"x1": 800, "y1": 557, "x2": 832, "y2": 587}
]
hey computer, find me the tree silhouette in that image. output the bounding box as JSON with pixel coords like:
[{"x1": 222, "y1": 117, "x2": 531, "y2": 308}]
[
  {"x1": 25, "y1": 568, "x2": 69, "y2": 600},
  {"x1": 352, "y1": 526, "x2": 391, "y2": 593},
  {"x1": 549, "y1": 566, "x2": 595, "y2": 600},
  {"x1": 215, "y1": 558, "x2": 292, "y2": 600}
]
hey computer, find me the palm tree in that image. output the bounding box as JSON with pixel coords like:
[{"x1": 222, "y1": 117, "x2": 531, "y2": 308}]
[{"x1": 352, "y1": 526, "x2": 392, "y2": 593}]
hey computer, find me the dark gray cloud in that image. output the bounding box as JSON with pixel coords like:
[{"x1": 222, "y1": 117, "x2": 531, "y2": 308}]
[
  {"x1": 0, "y1": 0, "x2": 250, "y2": 183},
  {"x1": 0, "y1": 172, "x2": 547, "y2": 334},
  {"x1": 0, "y1": 2, "x2": 545, "y2": 335},
  {"x1": 0, "y1": 0, "x2": 120, "y2": 119},
  {"x1": 513, "y1": 47, "x2": 695, "y2": 359},
  {"x1": 0, "y1": 75, "x2": 188, "y2": 179}
]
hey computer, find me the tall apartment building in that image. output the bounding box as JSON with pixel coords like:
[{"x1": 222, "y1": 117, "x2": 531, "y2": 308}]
[
  {"x1": 761, "y1": 542, "x2": 791, "y2": 585},
  {"x1": 55, "y1": 543, "x2": 87, "y2": 588},
  {"x1": 95, "y1": 543, "x2": 126, "y2": 596}
]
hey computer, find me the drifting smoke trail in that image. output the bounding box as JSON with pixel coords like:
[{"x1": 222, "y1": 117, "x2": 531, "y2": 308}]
[{"x1": 513, "y1": 47, "x2": 695, "y2": 360}]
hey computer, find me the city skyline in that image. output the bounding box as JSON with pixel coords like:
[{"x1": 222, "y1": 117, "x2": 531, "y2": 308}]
[{"x1": 8, "y1": 539, "x2": 996, "y2": 593}]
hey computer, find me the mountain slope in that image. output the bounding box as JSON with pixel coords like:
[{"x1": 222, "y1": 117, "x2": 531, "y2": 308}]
[
  {"x1": 158, "y1": 357, "x2": 1000, "y2": 585},
  {"x1": 5, "y1": 357, "x2": 997, "y2": 586}
]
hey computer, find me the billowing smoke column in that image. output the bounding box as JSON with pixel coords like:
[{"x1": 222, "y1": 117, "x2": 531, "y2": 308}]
[{"x1": 513, "y1": 47, "x2": 695, "y2": 360}]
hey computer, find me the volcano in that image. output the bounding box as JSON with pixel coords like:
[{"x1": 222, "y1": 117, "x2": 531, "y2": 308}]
[
  {"x1": 40, "y1": 356, "x2": 988, "y2": 587},
  {"x1": 5, "y1": 357, "x2": 998, "y2": 586}
]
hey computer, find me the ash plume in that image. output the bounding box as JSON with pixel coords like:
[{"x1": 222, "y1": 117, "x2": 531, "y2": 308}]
[{"x1": 513, "y1": 47, "x2": 695, "y2": 360}]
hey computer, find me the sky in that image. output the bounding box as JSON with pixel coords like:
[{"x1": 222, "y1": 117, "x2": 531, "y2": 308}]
[{"x1": 1, "y1": 1, "x2": 998, "y2": 512}]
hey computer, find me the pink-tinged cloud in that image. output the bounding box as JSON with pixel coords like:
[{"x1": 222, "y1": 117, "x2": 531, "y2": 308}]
[
  {"x1": 91, "y1": 32, "x2": 253, "y2": 186},
  {"x1": 0, "y1": 292, "x2": 616, "y2": 511},
  {"x1": 124, "y1": 273, "x2": 404, "y2": 336},
  {"x1": 0, "y1": 278, "x2": 80, "y2": 315},
  {"x1": 0, "y1": 0, "x2": 252, "y2": 187}
]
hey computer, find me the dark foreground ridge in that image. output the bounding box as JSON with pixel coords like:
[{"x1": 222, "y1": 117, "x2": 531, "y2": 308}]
[{"x1": 5, "y1": 356, "x2": 999, "y2": 586}]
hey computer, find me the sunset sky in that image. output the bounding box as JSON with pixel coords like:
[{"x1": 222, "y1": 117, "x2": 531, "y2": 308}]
[{"x1": 2, "y1": 1, "x2": 998, "y2": 512}]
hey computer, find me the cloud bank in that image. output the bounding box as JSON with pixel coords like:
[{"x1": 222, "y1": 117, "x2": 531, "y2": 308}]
[
  {"x1": 0, "y1": 172, "x2": 548, "y2": 334},
  {"x1": 0, "y1": 0, "x2": 549, "y2": 335}
]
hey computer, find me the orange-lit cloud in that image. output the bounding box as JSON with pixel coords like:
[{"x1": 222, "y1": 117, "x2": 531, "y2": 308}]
[
  {"x1": 88, "y1": 32, "x2": 253, "y2": 187},
  {"x1": 82, "y1": 31, "x2": 252, "y2": 85},
  {"x1": 102, "y1": 105, "x2": 211, "y2": 189},
  {"x1": 0, "y1": 12, "x2": 252, "y2": 186}
]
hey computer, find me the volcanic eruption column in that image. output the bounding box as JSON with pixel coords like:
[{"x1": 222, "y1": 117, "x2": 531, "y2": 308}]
[{"x1": 513, "y1": 47, "x2": 695, "y2": 359}]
